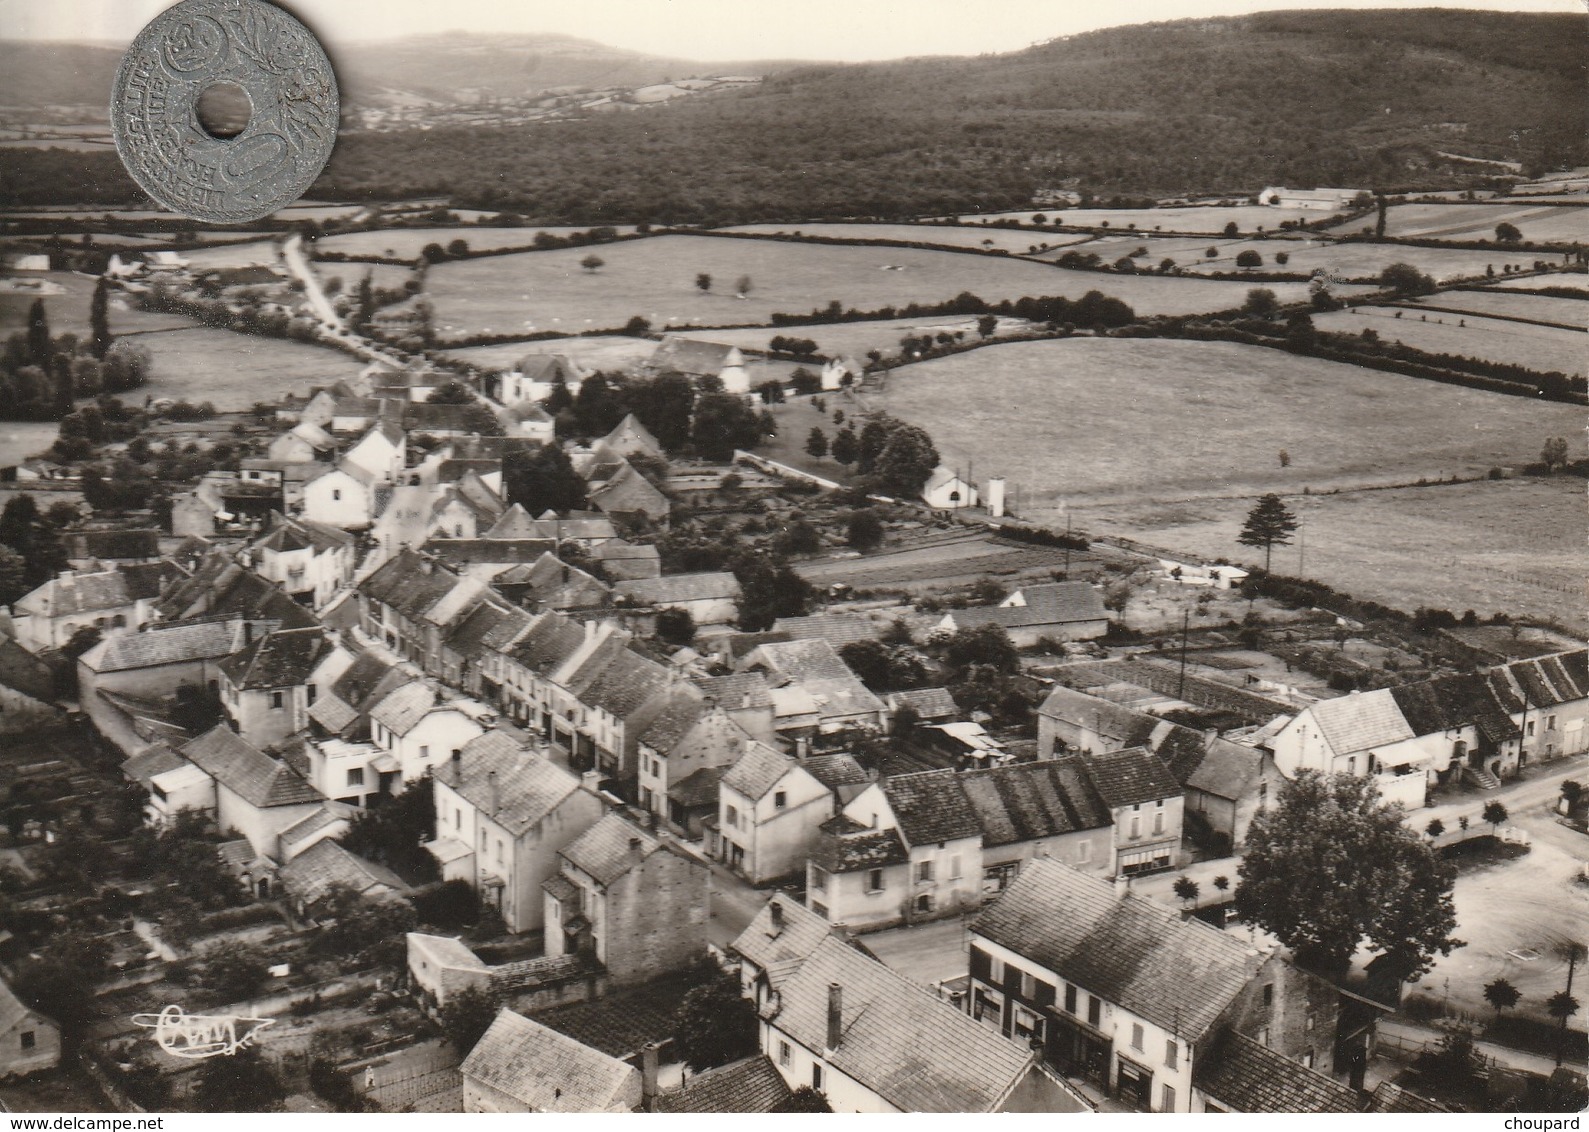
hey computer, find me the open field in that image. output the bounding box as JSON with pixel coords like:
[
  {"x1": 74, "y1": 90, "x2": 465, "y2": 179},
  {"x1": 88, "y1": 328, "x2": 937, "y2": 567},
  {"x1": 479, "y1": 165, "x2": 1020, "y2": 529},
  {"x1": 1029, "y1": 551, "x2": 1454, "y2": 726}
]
[
  {"x1": 2, "y1": 271, "x2": 198, "y2": 338},
  {"x1": 316, "y1": 261, "x2": 412, "y2": 295},
  {"x1": 1312, "y1": 306, "x2": 1585, "y2": 376},
  {"x1": 445, "y1": 335, "x2": 657, "y2": 374},
  {"x1": 178, "y1": 240, "x2": 282, "y2": 270},
  {"x1": 670, "y1": 315, "x2": 1035, "y2": 359},
  {"x1": 420, "y1": 233, "x2": 1368, "y2": 339},
  {"x1": 1078, "y1": 476, "x2": 1585, "y2": 630},
  {"x1": 878, "y1": 337, "x2": 1585, "y2": 507},
  {"x1": 131, "y1": 327, "x2": 368, "y2": 409},
  {"x1": 1331, "y1": 202, "x2": 1589, "y2": 242},
  {"x1": 1179, "y1": 238, "x2": 1532, "y2": 283},
  {"x1": 1486, "y1": 273, "x2": 1589, "y2": 293},
  {"x1": 0, "y1": 420, "x2": 63, "y2": 467},
  {"x1": 717, "y1": 222, "x2": 1093, "y2": 255},
  {"x1": 957, "y1": 205, "x2": 1327, "y2": 234},
  {"x1": 313, "y1": 225, "x2": 636, "y2": 259},
  {"x1": 1408, "y1": 289, "x2": 1588, "y2": 326}
]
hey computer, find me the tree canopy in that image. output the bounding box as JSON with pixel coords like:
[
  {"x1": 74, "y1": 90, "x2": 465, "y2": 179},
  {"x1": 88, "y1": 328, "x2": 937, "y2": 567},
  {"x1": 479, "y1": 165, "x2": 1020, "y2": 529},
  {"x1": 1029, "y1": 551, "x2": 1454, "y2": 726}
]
[
  {"x1": 502, "y1": 444, "x2": 588, "y2": 517},
  {"x1": 1237, "y1": 493, "x2": 1300, "y2": 571},
  {"x1": 1235, "y1": 771, "x2": 1462, "y2": 978},
  {"x1": 672, "y1": 968, "x2": 759, "y2": 1072}
]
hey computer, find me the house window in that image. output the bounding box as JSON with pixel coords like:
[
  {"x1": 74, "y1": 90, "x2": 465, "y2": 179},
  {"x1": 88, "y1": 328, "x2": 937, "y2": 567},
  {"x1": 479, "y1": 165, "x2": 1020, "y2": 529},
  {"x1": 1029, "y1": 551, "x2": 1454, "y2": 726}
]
[
  {"x1": 774, "y1": 790, "x2": 787, "y2": 810},
  {"x1": 726, "y1": 804, "x2": 740, "y2": 828},
  {"x1": 346, "y1": 768, "x2": 364, "y2": 787},
  {"x1": 988, "y1": 955, "x2": 1005, "y2": 986},
  {"x1": 1161, "y1": 1085, "x2": 1176, "y2": 1113},
  {"x1": 1019, "y1": 970, "x2": 1036, "y2": 1000},
  {"x1": 810, "y1": 866, "x2": 827, "y2": 894},
  {"x1": 20, "y1": 1031, "x2": 35, "y2": 1050},
  {"x1": 271, "y1": 690, "x2": 284, "y2": 709},
  {"x1": 1526, "y1": 720, "x2": 1536, "y2": 737},
  {"x1": 1087, "y1": 996, "x2": 1101, "y2": 1027},
  {"x1": 1152, "y1": 810, "x2": 1164, "y2": 835},
  {"x1": 779, "y1": 1040, "x2": 791, "y2": 1068},
  {"x1": 1257, "y1": 1026, "x2": 1270, "y2": 1047},
  {"x1": 915, "y1": 893, "x2": 934, "y2": 914},
  {"x1": 1064, "y1": 984, "x2": 1077, "y2": 1014},
  {"x1": 1131, "y1": 1023, "x2": 1144, "y2": 1051},
  {"x1": 1305, "y1": 1013, "x2": 1315, "y2": 1032},
  {"x1": 496, "y1": 839, "x2": 503, "y2": 864},
  {"x1": 1346, "y1": 756, "x2": 1357, "y2": 775},
  {"x1": 1548, "y1": 715, "x2": 1557, "y2": 730},
  {"x1": 455, "y1": 810, "x2": 461, "y2": 830},
  {"x1": 1165, "y1": 1039, "x2": 1178, "y2": 1070},
  {"x1": 1077, "y1": 841, "x2": 1090, "y2": 863},
  {"x1": 812, "y1": 1064, "x2": 823, "y2": 1091},
  {"x1": 1302, "y1": 1049, "x2": 1314, "y2": 1069},
  {"x1": 332, "y1": 489, "x2": 342, "y2": 501},
  {"x1": 307, "y1": 684, "x2": 317, "y2": 705},
  {"x1": 419, "y1": 745, "x2": 429, "y2": 762},
  {"x1": 1262, "y1": 983, "x2": 1273, "y2": 1007},
  {"x1": 1129, "y1": 814, "x2": 1141, "y2": 839},
  {"x1": 950, "y1": 854, "x2": 962, "y2": 880},
  {"x1": 917, "y1": 859, "x2": 934, "y2": 883}
]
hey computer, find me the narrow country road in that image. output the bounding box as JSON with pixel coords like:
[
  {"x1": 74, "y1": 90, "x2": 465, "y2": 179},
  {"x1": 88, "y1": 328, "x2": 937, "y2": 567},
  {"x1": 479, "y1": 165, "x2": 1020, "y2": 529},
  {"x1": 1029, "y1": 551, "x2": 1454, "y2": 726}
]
[{"x1": 282, "y1": 233, "x2": 342, "y2": 329}]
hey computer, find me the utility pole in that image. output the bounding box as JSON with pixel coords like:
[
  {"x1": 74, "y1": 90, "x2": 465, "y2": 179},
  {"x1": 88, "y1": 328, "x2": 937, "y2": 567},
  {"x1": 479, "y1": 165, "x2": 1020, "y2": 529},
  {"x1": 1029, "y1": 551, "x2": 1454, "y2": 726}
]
[
  {"x1": 1557, "y1": 942, "x2": 1582, "y2": 1067},
  {"x1": 1298, "y1": 523, "x2": 1305, "y2": 577},
  {"x1": 1177, "y1": 608, "x2": 1190, "y2": 701},
  {"x1": 1064, "y1": 512, "x2": 1072, "y2": 576}
]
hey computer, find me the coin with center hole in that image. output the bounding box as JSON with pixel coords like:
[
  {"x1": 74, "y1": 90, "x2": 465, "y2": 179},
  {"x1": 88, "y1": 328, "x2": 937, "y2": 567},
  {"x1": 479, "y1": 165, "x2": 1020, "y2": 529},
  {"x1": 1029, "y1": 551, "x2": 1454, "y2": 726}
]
[{"x1": 111, "y1": 0, "x2": 338, "y2": 223}]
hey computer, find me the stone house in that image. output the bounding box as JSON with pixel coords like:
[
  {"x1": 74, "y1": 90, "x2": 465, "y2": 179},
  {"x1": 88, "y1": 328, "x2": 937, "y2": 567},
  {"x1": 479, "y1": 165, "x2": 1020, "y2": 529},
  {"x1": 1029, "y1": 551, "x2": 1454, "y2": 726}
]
[
  {"x1": 0, "y1": 977, "x2": 60, "y2": 1080},
  {"x1": 541, "y1": 814, "x2": 710, "y2": 987},
  {"x1": 937, "y1": 582, "x2": 1110, "y2": 649},
  {"x1": 11, "y1": 563, "x2": 167, "y2": 652},
  {"x1": 216, "y1": 625, "x2": 331, "y2": 751},
  {"x1": 614, "y1": 571, "x2": 741, "y2": 631},
  {"x1": 463, "y1": 1008, "x2": 641, "y2": 1112}
]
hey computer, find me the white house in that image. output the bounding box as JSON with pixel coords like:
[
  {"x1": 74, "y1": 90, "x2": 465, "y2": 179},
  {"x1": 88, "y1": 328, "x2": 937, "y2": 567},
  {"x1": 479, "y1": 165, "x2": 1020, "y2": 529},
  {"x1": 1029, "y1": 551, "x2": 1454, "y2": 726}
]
[
  {"x1": 716, "y1": 741, "x2": 835, "y2": 885},
  {"x1": 646, "y1": 336, "x2": 749, "y2": 395},
  {"x1": 341, "y1": 420, "x2": 407, "y2": 484},
  {"x1": 368, "y1": 680, "x2": 491, "y2": 783},
  {"x1": 169, "y1": 725, "x2": 325, "y2": 860},
  {"x1": 11, "y1": 565, "x2": 165, "y2": 653},
  {"x1": 247, "y1": 515, "x2": 356, "y2": 610},
  {"x1": 921, "y1": 466, "x2": 978, "y2": 510},
  {"x1": 300, "y1": 461, "x2": 379, "y2": 530}
]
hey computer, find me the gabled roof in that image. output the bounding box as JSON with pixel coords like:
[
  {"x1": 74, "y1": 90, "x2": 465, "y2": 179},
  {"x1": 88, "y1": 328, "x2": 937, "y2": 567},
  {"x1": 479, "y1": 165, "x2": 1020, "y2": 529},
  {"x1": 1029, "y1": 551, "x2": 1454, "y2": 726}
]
[
  {"x1": 0, "y1": 636, "x2": 56, "y2": 703},
  {"x1": 437, "y1": 731, "x2": 583, "y2": 838},
  {"x1": 803, "y1": 752, "x2": 870, "y2": 795},
  {"x1": 217, "y1": 626, "x2": 329, "y2": 691},
  {"x1": 60, "y1": 528, "x2": 161, "y2": 561},
  {"x1": 882, "y1": 769, "x2": 981, "y2": 845},
  {"x1": 444, "y1": 599, "x2": 535, "y2": 661},
  {"x1": 559, "y1": 814, "x2": 667, "y2": 886},
  {"x1": 521, "y1": 552, "x2": 613, "y2": 610},
  {"x1": 958, "y1": 759, "x2": 1112, "y2": 846},
  {"x1": 721, "y1": 741, "x2": 799, "y2": 801},
  {"x1": 1491, "y1": 649, "x2": 1589, "y2": 710},
  {"x1": 742, "y1": 638, "x2": 886, "y2": 721},
  {"x1": 19, "y1": 566, "x2": 140, "y2": 617},
  {"x1": 693, "y1": 671, "x2": 773, "y2": 711},
  {"x1": 252, "y1": 515, "x2": 354, "y2": 554},
  {"x1": 587, "y1": 461, "x2": 670, "y2": 519},
  {"x1": 1181, "y1": 734, "x2": 1266, "y2": 802},
  {"x1": 576, "y1": 645, "x2": 671, "y2": 722},
  {"x1": 635, "y1": 686, "x2": 711, "y2": 753},
  {"x1": 771, "y1": 613, "x2": 879, "y2": 647},
  {"x1": 368, "y1": 681, "x2": 440, "y2": 737},
  {"x1": 424, "y1": 538, "x2": 557, "y2": 566},
  {"x1": 359, "y1": 549, "x2": 462, "y2": 622},
  {"x1": 601, "y1": 412, "x2": 664, "y2": 459},
  {"x1": 813, "y1": 815, "x2": 910, "y2": 871},
  {"x1": 1037, "y1": 685, "x2": 1160, "y2": 746},
  {"x1": 616, "y1": 572, "x2": 741, "y2": 607},
  {"x1": 514, "y1": 353, "x2": 580, "y2": 383},
  {"x1": 461, "y1": 1009, "x2": 637, "y2": 1113},
  {"x1": 1306, "y1": 689, "x2": 1415, "y2": 755},
  {"x1": 668, "y1": 764, "x2": 727, "y2": 808},
  {"x1": 1195, "y1": 1030, "x2": 1362, "y2": 1113},
  {"x1": 655, "y1": 1055, "x2": 792, "y2": 1114},
  {"x1": 508, "y1": 610, "x2": 588, "y2": 675},
  {"x1": 647, "y1": 337, "x2": 739, "y2": 378},
  {"x1": 1078, "y1": 746, "x2": 1182, "y2": 809},
  {"x1": 180, "y1": 725, "x2": 322, "y2": 808},
  {"x1": 121, "y1": 743, "x2": 186, "y2": 787},
  {"x1": 765, "y1": 934, "x2": 1038, "y2": 1112},
  {"x1": 278, "y1": 839, "x2": 406, "y2": 907},
  {"x1": 408, "y1": 932, "x2": 487, "y2": 973},
  {"x1": 887, "y1": 687, "x2": 959, "y2": 721},
  {"x1": 971, "y1": 858, "x2": 1261, "y2": 1041},
  {"x1": 731, "y1": 893, "x2": 836, "y2": 990}
]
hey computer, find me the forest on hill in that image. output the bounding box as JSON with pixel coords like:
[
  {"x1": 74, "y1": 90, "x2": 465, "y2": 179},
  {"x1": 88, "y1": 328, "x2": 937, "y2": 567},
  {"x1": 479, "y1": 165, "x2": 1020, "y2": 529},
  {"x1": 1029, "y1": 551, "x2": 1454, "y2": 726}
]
[{"x1": 2, "y1": 9, "x2": 1582, "y2": 219}]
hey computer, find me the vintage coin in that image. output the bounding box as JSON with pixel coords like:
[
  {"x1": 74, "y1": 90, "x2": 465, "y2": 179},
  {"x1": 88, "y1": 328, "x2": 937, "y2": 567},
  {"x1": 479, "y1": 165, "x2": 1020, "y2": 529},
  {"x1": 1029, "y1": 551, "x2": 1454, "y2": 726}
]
[{"x1": 111, "y1": 0, "x2": 338, "y2": 223}]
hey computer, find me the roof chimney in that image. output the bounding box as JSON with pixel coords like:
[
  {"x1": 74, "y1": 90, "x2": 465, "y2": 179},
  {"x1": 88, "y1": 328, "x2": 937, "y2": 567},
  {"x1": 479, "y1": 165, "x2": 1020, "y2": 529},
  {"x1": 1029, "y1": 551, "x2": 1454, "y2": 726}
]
[
  {"x1": 1114, "y1": 872, "x2": 1132, "y2": 901},
  {"x1": 640, "y1": 1042, "x2": 661, "y2": 1112},
  {"x1": 581, "y1": 768, "x2": 603, "y2": 795},
  {"x1": 487, "y1": 770, "x2": 499, "y2": 816},
  {"x1": 826, "y1": 983, "x2": 843, "y2": 1053},
  {"x1": 769, "y1": 898, "x2": 785, "y2": 936},
  {"x1": 629, "y1": 835, "x2": 644, "y2": 863},
  {"x1": 243, "y1": 620, "x2": 254, "y2": 646}
]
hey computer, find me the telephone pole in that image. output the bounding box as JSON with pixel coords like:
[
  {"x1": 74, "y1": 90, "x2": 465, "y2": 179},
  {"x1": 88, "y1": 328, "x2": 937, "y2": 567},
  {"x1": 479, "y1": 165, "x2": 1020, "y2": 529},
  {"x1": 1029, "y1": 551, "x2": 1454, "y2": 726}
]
[{"x1": 1177, "y1": 608, "x2": 1191, "y2": 701}]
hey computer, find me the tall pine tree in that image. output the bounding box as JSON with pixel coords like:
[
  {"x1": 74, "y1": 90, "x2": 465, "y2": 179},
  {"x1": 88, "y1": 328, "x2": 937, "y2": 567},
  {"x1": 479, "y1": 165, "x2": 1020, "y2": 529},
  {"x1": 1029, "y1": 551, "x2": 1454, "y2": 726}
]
[
  {"x1": 89, "y1": 277, "x2": 113, "y2": 359},
  {"x1": 25, "y1": 299, "x2": 51, "y2": 367}
]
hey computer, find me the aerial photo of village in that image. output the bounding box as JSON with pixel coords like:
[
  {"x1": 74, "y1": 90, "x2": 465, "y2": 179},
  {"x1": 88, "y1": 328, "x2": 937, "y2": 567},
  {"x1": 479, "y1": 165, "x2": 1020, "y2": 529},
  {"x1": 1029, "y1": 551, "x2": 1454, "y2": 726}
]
[{"x1": 0, "y1": 0, "x2": 1584, "y2": 1116}]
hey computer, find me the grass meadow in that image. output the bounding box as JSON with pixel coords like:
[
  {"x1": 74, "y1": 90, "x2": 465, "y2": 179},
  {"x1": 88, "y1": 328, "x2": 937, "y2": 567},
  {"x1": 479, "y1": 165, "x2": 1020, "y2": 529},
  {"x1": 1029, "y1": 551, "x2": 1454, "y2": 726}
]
[
  {"x1": 716, "y1": 222, "x2": 1094, "y2": 255},
  {"x1": 1408, "y1": 290, "x2": 1587, "y2": 326},
  {"x1": 131, "y1": 328, "x2": 368, "y2": 409},
  {"x1": 956, "y1": 204, "x2": 1327, "y2": 233},
  {"x1": 1312, "y1": 307, "x2": 1585, "y2": 375},
  {"x1": 313, "y1": 226, "x2": 637, "y2": 259},
  {"x1": 1331, "y1": 202, "x2": 1589, "y2": 242},
  {"x1": 419, "y1": 233, "x2": 1360, "y2": 340},
  {"x1": 1079, "y1": 476, "x2": 1586, "y2": 631},
  {"x1": 876, "y1": 337, "x2": 1584, "y2": 507}
]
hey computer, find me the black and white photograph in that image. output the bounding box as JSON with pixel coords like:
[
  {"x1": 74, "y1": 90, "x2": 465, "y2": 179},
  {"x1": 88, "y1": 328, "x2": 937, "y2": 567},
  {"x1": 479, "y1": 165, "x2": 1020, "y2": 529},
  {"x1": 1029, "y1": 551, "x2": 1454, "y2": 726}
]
[{"x1": 0, "y1": 0, "x2": 1584, "y2": 1116}]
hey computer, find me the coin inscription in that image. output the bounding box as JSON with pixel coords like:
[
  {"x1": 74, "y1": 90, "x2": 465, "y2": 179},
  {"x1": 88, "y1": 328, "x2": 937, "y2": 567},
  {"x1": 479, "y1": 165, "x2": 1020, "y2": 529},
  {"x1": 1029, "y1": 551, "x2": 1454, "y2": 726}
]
[{"x1": 112, "y1": 0, "x2": 338, "y2": 223}]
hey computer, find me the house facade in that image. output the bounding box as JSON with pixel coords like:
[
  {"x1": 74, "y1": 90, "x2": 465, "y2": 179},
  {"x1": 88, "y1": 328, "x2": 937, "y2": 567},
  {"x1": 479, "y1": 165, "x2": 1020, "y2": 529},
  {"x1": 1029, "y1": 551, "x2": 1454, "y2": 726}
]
[{"x1": 716, "y1": 742, "x2": 835, "y2": 885}]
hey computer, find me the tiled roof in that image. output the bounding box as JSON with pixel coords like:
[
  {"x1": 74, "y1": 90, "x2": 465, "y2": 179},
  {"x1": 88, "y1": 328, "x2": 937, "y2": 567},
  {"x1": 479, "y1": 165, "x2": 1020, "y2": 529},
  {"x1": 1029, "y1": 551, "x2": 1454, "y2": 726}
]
[
  {"x1": 616, "y1": 572, "x2": 741, "y2": 606},
  {"x1": 813, "y1": 816, "x2": 909, "y2": 871},
  {"x1": 742, "y1": 638, "x2": 885, "y2": 723},
  {"x1": 61, "y1": 528, "x2": 161, "y2": 561},
  {"x1": 486, "y1": 506, "x2": 618, "y2": 543},
  {"x1": 636, "y1": 687, "x2": 710, "y2": 752},
  {"x1": 1194, "y1": 1030, "x2": 1362, "y2": 1113},
  {"x1": 1078, "y1": 746, "x2": 1182, "y2": 810},
  {"x1": 425, "y1": 538, "x2": 557, "y2": 566},
  {"x1": 887, "y1": 687, "x2": 959, "y2": 721},
  {"x1": 882, "y1": 769, "x2": 981, "y2": 845},
  {"x1": 180, "y1": 725, "x2": 322, "y2": 808},
  {"x1": 648, "y1": 337, "x2": 738, "y2": 377},
  {"x1": 958, "y1": 760, "x2": 1112, "y2": 846},
  {"x1": 409, "y1": 932, "x2": 488, "y2": 972},
  {"x1": 1390, "y1": 674, "x2": 1518, "y2": 744},
  {"x1": 514, "y1": 353, "x2": 580, "y2": 383},
  {"x1": 1308, "y1": 688, "x2": 1414, "y2": 755},
  {"x1": 587, "y1": 462, "x2": 670, "y2": 519},
  {"x1": 531, "y1": 974, "x2": 696, "y2": 1059},
  {"x1": 217, "y1": 626, "x2": 328, "y2": 690},
  {"x1": 577, "y1": 646, "x2": 671, "y2": 722},
  {"x1": 693, "y1": 672, "x2": 773, "y2": 711},
  {"x1": 369, "y1": 681, "x2": 438, "y2": 737},
  {"x1": 521, "y1": 552, "x2": 612, "y2": 610},
  {"x1": 1036, "y1": 685, "x2": 1159, "y2": 747},
  {"x1": 435, "y1": 732, "x2": 582, "y2": 838},
  {"x1": 731, "y1": 894, "x2": 834, "y2": 990},
  {"x1": 802, "y1": 753, "x2": 870, "y2": 794},
  {"x1": 667, "y1": 764, "x2": 726, "y2": 808},
  {"x1": 560, "y1": 814, "x2": 662, "y2": 886},
  {"x1": 445, "y1": 599, "x2": 535, "y2": 661},
  {"x1": 971, "y1": 858, "x2": 1260, "y2": 1041},
  {"x1": 948, "y1": 581, "x2": 1108, "y2": 630},
  {"x1": 772, "y1": 613, "x2": 879, "y2": 647},
  {"x1": 721, "y1": 741, "x2": 796, "y2": 802},
  {"x1": 279, "y1": 839, "x2": 406, "y2": 906},
  {"x1": 509, "y1": 611, "x2": 587, "y2": 674},
  {"x1": 766, "y1": 934, "x2": 1035, "y2": 1112},
  {"x1": 278, "y1": 803, "x2": 349, "y2": 852},
  {"x1": 253, "y1": 515, "x2": 353, "y2": 554},
  {"x1": 1493, "y1": 649, "x2": 1589, "y2": 710},
  {"x1": 121, "y1": 743, "x2": 186, "y2": 787},
  {"x1": 461, "y1": 1009, "x2": 637, "y2": 1112},
  {"x1": 327, "y1": 649, "x2": 403, "y2": 710},
  {"x1": 1182, "y1": 736, "x2": 1266, "y2": 803},
  {"x1": 1368, "y1": 1082, "x2": 1447, "y2": 1113},
  {"x1": 21, "y1": 567, "x2": 138, "y2": 617},
  {"x1": 655, "y1": 1055, "x2": 792, "y2": 1114}
]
